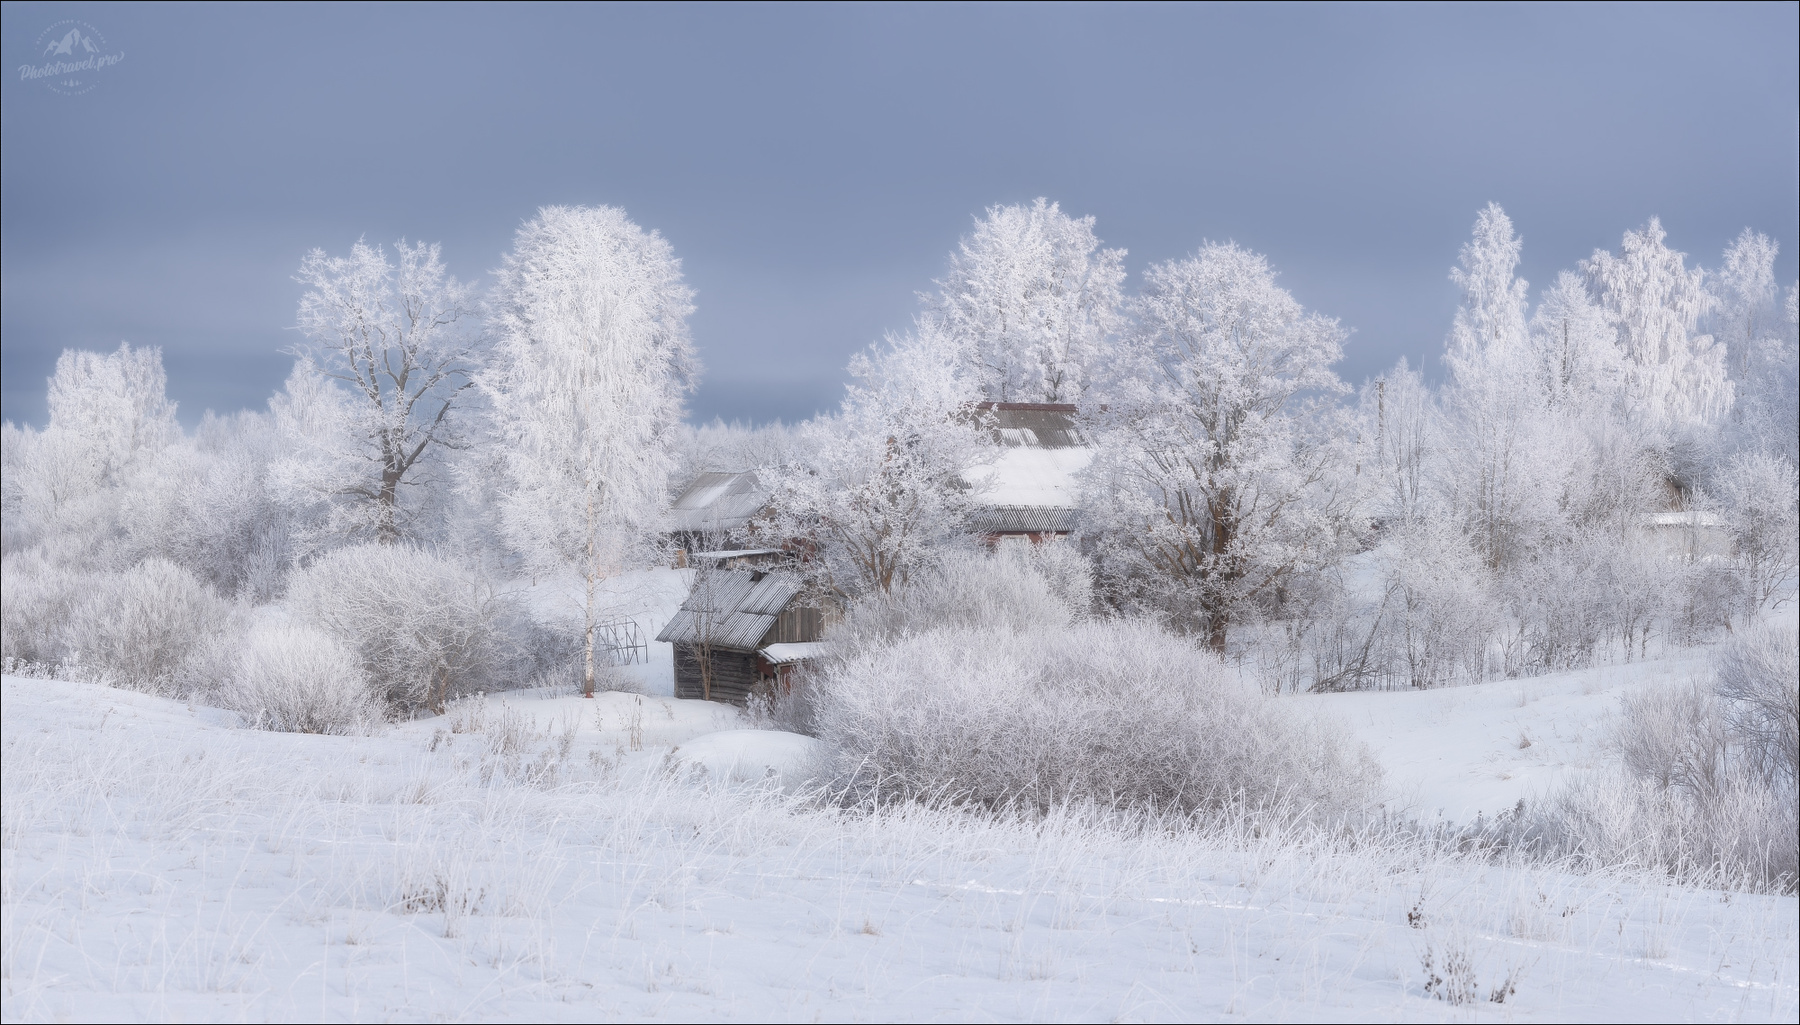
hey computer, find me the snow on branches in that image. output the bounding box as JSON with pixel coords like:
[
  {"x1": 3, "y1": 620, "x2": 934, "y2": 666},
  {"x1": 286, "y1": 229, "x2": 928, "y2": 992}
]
[
  {"x1": 481, "y1": 205, "x2": 696, "y2": 696},
  {"x1": 287, "y1": 239, "x2": 481, "y2": 544},
  {"x1": 925, "y1": 198, "x2": 1125, "y2": 404},
  {"x1": 1085, "y1": 242, "x2": 1354, "y2": 651}
]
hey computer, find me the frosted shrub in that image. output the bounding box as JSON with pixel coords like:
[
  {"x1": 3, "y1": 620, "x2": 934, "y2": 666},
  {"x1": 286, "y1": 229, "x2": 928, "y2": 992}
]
[
  {"x1": 0, "y1": 553, "x2": 90, "y2": 665},
  {"x1": 1713, "y1": 450, "x2": 1800, "y2": 617},
  {"x1": 809, "y1": 618, "x2": 1380, "y2": 822},
  {"x1": 1714, "y1": 623, "x2": 1799, "y2": 789},
  {"x1": 215, "y1": 623, "x2": 381, "y2": 734},
  {"x1": 59, "y1": 558, "x2": 231, "y2": 694},
  {"x1": 1529, "y1": 642, "x2": 1799, "y2": 891},
  {"x1": 287, "y1": 544, "x2": 525, "y2": 713},
  {"x1": 1285, "y1": 521, "x2": 1493, "y2": 691},
  {"x1": 836, "y1": 543, "x2": 1087, "y2": 647}
]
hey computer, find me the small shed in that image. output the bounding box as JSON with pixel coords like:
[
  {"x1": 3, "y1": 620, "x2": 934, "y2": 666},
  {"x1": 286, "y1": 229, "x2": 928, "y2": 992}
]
[{"x1": 655, "y1": 564, "x2": 826, "y2": 705}]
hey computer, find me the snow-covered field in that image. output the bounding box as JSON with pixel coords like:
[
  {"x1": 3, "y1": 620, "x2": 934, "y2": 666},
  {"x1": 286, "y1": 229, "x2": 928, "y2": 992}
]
[
  {"x1": 4, "y1": 662, "x2": 1795, "y2": 1022},
  {"x1": 1316, "y1": 652, "x2": 1713, "y2": 825}
]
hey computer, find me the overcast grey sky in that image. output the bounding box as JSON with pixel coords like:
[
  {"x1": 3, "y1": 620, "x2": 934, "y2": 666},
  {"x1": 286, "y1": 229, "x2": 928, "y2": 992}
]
[{"x1": 3, "y1": 3, "x2": 1795, "y2": 427}]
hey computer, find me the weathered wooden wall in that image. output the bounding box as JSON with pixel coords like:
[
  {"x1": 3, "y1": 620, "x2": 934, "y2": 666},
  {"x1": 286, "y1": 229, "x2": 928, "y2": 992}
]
[
  {"x1": 762, "y1": 605, "x2": 823, "y2": 645},
  {"x1": 672, "y1": 643, "x2": 761, "y2": 705}
]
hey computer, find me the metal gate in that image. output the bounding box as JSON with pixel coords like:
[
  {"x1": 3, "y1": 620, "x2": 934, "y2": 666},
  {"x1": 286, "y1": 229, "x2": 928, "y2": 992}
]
[{"x1": 593, "y1": 618, "x2": 649, "y2": 666}]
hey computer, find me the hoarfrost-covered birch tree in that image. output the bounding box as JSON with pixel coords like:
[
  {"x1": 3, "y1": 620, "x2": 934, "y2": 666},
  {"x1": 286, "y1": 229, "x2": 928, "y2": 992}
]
[
  {"x1": 482, "y1": 205, "x2": 696, "y2": 698},
  {"x1": 925, "y1": 198, "x2": 1125, "y2": 403},
  {"x1": 1710, "y1": 229, "x2": 1781, "y2": 383},
  {"x1": 1530, "y1": 270, "x2": 1625, "y2": 413},
  {"x1": 1708, "y1": 231, "x2": 1797, "y2": 462},
  {"x1": 289, "y1": 240, "x2": 481, "y2": 543},
  {"x1": 1583, "y1": 219, "x2": 1731, "y2": 431},
  {"x1": 1087, "y1": 242, "x2": 1352, "y2": 652},
  {"x1": 1440, "y1": 204, "x2": 1558, "y2": 567}
]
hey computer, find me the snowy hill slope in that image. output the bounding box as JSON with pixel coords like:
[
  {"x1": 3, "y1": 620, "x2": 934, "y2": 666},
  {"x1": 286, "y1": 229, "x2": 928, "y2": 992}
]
[
  {"x1": 1318, "y1": 652, "x2": 1713, "y2": 824},
  {"x1": 5, "y1": 670, "x2": 1795, "y2": 1022}
]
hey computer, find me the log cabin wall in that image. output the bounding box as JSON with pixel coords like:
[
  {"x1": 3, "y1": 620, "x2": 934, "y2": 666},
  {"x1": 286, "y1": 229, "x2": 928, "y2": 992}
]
[
  {"x1": 763, "y1": 605, "x2": 823, "y2": 645},
  {"x1": 672, "y1": 643, "x2": 762, "y2": 705}
]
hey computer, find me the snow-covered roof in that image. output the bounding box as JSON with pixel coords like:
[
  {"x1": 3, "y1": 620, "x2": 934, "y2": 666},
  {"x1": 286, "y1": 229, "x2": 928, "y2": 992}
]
[
  {"x1": 759, "y1": 642, "x2": 830, "y2": 665},
  {"x1": 668, "y1": 470, "x2": 770, "y2": 533},
  {"x1": 1642, "y1": 511, "x2": 1724, "y2": 529},
  {"x1": 655, "y1": 569, "x2": 803, "y2": 651},
  {"x1": 965, "y1": 447, "x2": 1093, "y2": 510},
  {"x1": 692, "y1": 548, "x2": 784, "y2": 561}
]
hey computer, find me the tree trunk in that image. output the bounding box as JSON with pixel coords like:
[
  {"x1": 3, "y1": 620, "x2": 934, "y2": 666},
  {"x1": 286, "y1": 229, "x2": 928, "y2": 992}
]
[
  {"x1": 1206, "y1": 613, "x2": 1228, "y2": 654},
  {"x1": 377, "y1": 464, "x2": 402, "y2": 543},
  {"x1": 583, "y1": 489, "x2": 598, "y2": 699}
]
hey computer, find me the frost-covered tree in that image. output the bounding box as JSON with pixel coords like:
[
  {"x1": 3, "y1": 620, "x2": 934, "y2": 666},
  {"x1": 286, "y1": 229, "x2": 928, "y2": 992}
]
[
  {"x1": 1361, "y1": 360, "x2": 1442, "y2": 526},
  {"x1": 122, "y1": 409, "x2": 304, "y2": 601},
  {"x1": 1445, "y1": 204, "x2": 1533, "y2": 378},
  {"x1": 1709, "y1": 231, "x2": 1797, "y2": 463},
  {"x1": 481, "y1": 205, "x2": 697, "y2": 698},
  {"x1": 925, "y1": 198, "x2": 1125, "y2": 403},
  {"x1": 1439, "y1": 204, "x2": 1558, "y2": 568},
  {"x1": 45, "y1": 342, "x2": 180, "y2": 481},
  {"x1": 1, "y1": 343, "x2": 178, "y2": 562},
  {"x1": 289, "y1": 239, "x2": 480, "y2": 543},
  {"x1": 1710, "y1": 229, "x2": 1781, "y2": 382},
  {"x1": 1712, "y1": 450, "x2": 1800, "y2": 617},
  {"x1": 1087, "y1": 242, "x2": 1352, "y2": 651},
  {"x1": 768, "y1": 324, "x2": 990, "y2": 599},
  {"x1": 1530, "y1": 270, "x2": 1625, "y2": 412},
  {"x1": 1583, "y1": 219, "x2": 1731, "y2": 430}
]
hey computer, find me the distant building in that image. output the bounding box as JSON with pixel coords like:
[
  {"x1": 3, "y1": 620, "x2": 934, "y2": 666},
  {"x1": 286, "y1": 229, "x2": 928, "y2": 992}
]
[
  {"x1": 666, "y1": 469, "x2": 772, "y2": 554},
  {"x1": 964, "y1": 402, "x2": 1092, "y2": 544},
  {"x1": 655, "y1": 404, "x2": 1093, "y2": 704}
]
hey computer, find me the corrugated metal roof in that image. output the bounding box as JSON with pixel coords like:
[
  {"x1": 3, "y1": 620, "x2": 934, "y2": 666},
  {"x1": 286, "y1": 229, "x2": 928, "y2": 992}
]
[
  {"x1": 971, "y1": 505, "x2": 1079, "y2": 534},
  {"x1": 667, "y1": 470, "x2": 771, "y2": 532},
  {"x1": 654, "y1": 569, "x2": 804, "y2": 651},
  {"x1": 974, "y1": 403, "x2": 1086, "y2": 448}
]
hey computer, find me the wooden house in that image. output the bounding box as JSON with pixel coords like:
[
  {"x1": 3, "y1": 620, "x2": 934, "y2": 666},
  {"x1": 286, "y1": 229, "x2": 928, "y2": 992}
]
[
  {"x1": 654, "y1": 555, "x2": 826, "y2": 705},
  {"x1": 963, "y1": 402, "x2": 1092, "y2": 544}
]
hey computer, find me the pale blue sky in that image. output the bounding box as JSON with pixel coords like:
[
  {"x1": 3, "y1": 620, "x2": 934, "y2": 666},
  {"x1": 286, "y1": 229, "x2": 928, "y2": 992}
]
[{"x1": 3, "y1": 2, "x2": 1795, "y2": 425}]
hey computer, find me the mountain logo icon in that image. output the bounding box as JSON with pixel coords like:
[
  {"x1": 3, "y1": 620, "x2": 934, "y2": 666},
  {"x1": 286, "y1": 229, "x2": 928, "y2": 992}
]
[
  {"x1": 23, "y1": 19, "x2": 124, "y2": 95},
  {"x1": 45, "y1": 28, "x2": 100, "y2": 57}
]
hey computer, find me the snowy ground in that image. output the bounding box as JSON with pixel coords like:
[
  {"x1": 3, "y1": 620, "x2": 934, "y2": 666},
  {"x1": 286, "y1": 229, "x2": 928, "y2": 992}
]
[
  {"x1": 4, "y1": 661, "x2": 1795, "y2": 1022},
  {"x1": 1317, "y1": 652, "x2": 1712, "y2": 825}
]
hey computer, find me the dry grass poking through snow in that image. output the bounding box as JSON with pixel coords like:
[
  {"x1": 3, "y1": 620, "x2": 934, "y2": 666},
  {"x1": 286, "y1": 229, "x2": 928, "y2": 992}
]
[{"x1": 3, "y1": 675, "x2": 1796, "y2": 1023}]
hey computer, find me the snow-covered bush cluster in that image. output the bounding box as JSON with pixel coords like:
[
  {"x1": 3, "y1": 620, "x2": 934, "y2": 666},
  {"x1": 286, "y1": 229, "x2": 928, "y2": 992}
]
[
  {"x1": 1524, "y1": 625, "x2": 1799, "y2": 890},
  {"x1": 801, "y1": 547, "x2": 1379, "y2": 821}
]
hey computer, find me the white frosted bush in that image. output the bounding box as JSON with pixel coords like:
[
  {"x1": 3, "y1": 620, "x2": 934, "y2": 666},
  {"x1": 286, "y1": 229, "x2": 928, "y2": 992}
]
[
  {"x1": 216, "y1": 623, "x2": 381, "y2": 734},
  {"x1": 836, "y1": 543, "x2": 1085, "y2": 646},
  {"x1": 58, "y1": 558, "x2": 231, "y2": 694},
  {"x1": 1714, "y1": 622, "x2": 1799, "y2": 789},
  {"x1": 809, "y1": 618, "x2": 1380, "y2": 822},
  {"x1": 1528, "y1": 646, "x2": 1800, "y2": 892},
  {"x1": 1529, "y1": 769, "x2": 1796, "y2": 893},
  {"x1": 286, "y1": 544, "x2": 524, "y2": 713},
  {"x1": 0, "y1": 553, "x2": 90, "y2": 665}
]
